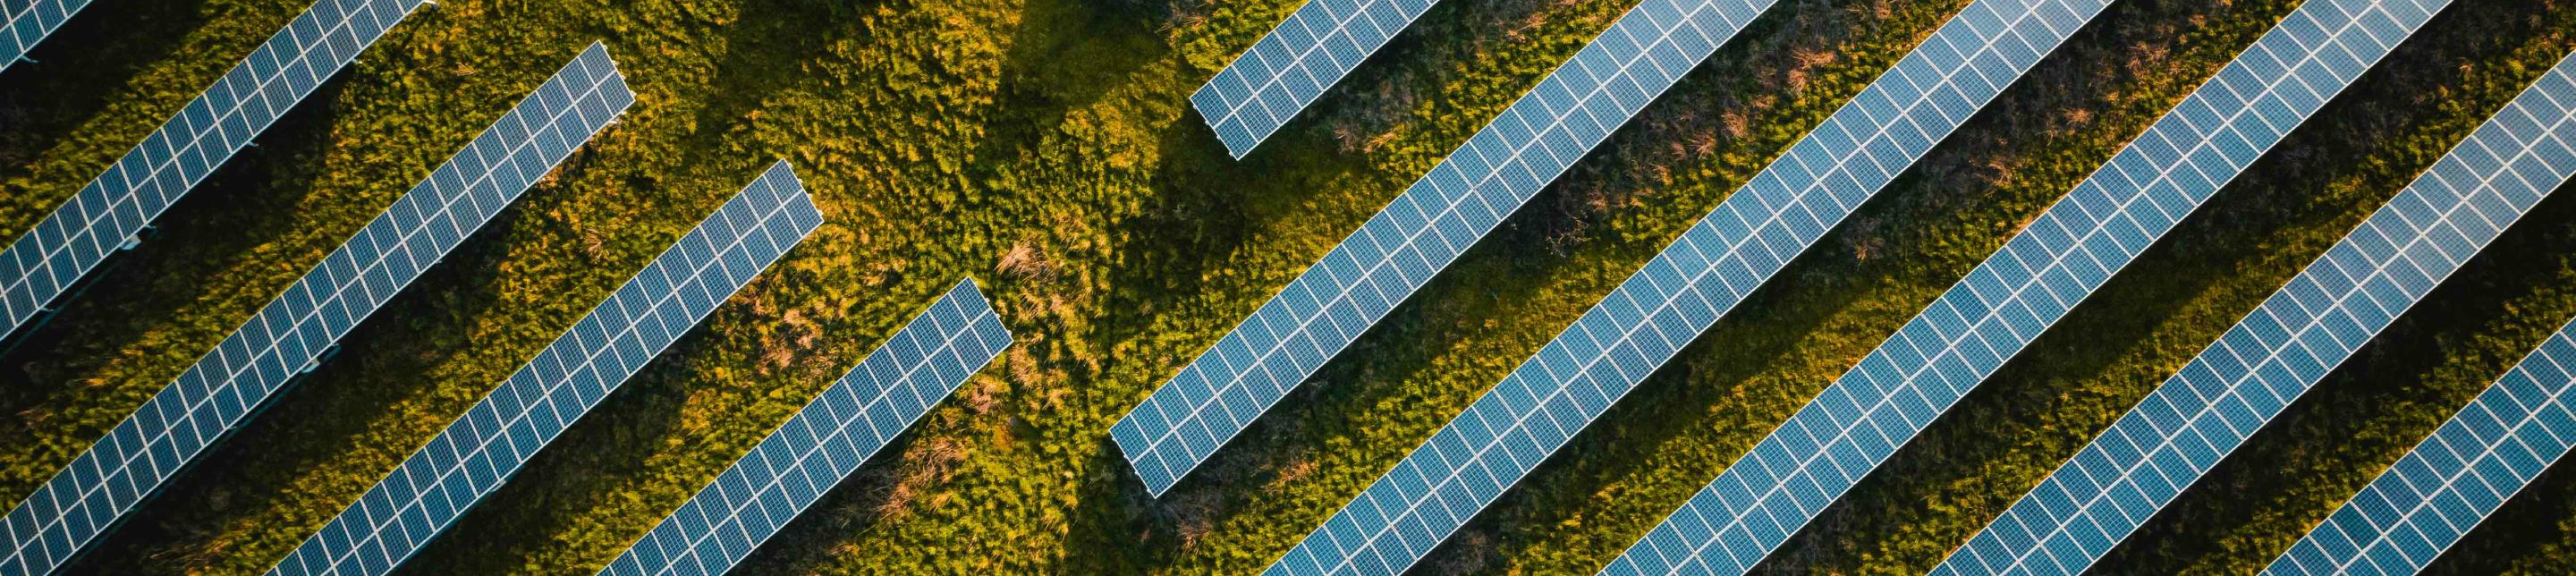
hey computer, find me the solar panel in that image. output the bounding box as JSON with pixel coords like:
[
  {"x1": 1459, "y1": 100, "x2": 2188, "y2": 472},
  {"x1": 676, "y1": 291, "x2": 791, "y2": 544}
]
[
  {"x1": 602, "y1": 278, "x2": 1012, "y2": 576},
  {"x1": 0, "y1": 0, "x2": 92, "y2": 71},
  {"x1": 1936, "y1": 38, "x2": 2576, "y2": 576},
  {"x1": 1609, "y1": 1, "x2": 2451, "y2": 573},
  {"x1": 267, "y1": 162, "x2": 823, "y2": 576},
  {"x1": 0, "y1": 0, "x2": 430, "y2": 347},
  {"x1": 1265, "y1": 1, "x2": 2114, "y2": 573},
  {"x1": 2267, "y1": 316, "x2": 2576, "y2": 575},
  {"x1": 0, "y1": 42, "x2": 630, "y2": 576},
  {"x1": 1117, "y1": 0, "x2": 1791, "y2": 498},
  {"x1": 1192, "y1": 0, "x2": 1437, "y2": 157}
]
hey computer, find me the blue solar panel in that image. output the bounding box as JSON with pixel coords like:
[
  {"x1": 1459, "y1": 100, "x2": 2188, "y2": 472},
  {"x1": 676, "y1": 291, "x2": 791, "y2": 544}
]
[
  {"x1": 0, "y1": 0, "x2": 429, "y2": 346},
  {"x1": 1608, "y1": 1, "x2": 2449, "y2": 573},
  {"x1": 266, "y1": 162, "x2": 823, "y2": 576},
  {"x1": 1264, "y1": 1, "x2": 2112, "y2": 573},
  {"x1": 1192, "y1": 0, "x2": 1438, "y2": 157},
  {"x1": 602, "y1": 278, "x2": 1012, "y2": 576},
  {"x1": 1118, "y1": 0, "x2": 1790, "y2": 498},
  {"x1": 0, "y1": 0, "x2": 91, "y2": 71},
  {"x1": 0, "y1": 42, "x2": 630, "y2": 576},
  {"x1": 2267, "y1": 317, "x2": 2576, "y2": 575},
  {"x1": 1937, "y1": 36, "x2": 2576, "y2": 576}
]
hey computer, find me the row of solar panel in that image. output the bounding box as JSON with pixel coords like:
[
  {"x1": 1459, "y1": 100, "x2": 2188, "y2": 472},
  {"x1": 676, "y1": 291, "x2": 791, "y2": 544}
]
[
  {"x1": 1, "y1": 35, "x2": 623, "y2": 576},
  {"x1": 1191, "y1": 0, "x2": 1436, "y2": 157},
  {"x1": 2, "y1": 0, "x2": 431, "y2": 347},
  {"x1": 1938, "y1": 38, "x2": 2576, "y2": 576},
  {"x1": 2270, "y1": 318, "x2": 2576, "y2": 575},
  {"x1": 1119, "y1": 0, "x2": 1788, "y2": 499},
  {"x1": 1271, "y1": 0, "x2": 2119, "y2": 572},
  {"x1": 0, "y1": 0, "x2": 89, "y2": 72},
  {"x1": 603, "y1": 278, "x2": 1010, "y2": 576}
]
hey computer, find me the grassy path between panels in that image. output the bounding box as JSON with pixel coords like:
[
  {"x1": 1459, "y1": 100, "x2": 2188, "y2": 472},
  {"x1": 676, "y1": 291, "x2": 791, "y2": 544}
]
[{"x1": 0, "y1": 0, "x2": 2570, "y2": 574}]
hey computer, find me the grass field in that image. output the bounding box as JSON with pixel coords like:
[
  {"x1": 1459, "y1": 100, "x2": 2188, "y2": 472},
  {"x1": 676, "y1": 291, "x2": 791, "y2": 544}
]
[{"x1": 1, "y1": 0, "x2": 2572, "y2": 573}]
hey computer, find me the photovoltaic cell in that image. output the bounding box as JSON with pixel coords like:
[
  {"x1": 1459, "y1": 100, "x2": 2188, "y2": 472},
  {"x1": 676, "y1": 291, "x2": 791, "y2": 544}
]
[
  {"x1": 1938, "y1": 38, "x2": 2576, "y2": 576},
  {"x1": 0, "y1": 0, "x2": 430, "y2": 345},
  {"x1": 1117, "y1": 0, "x2": 1790, "y2": 499},
  {"x1": 1267, "y1": 1, "x2": 2113, "y2": 573},
  {"x1": 1613, "y1": 1, "x2": 2448, "y2": 574},
  {"x1": 1192, "y1": 0, "x2": 1436, "y2": 157},
  {"x1": 601, "y1": 278, "x2": 1013, "y2": 576},
  {"x1": 0, "y1": 0, "x2": 92, "y2": 71},
  {"x1": 2267, "y1": 316, "x2": 2576, "y2": 575},
  {"x1": 267, "y1": 162, "x2": 825, "y2": 576},
  {"x1": 0, "y1": 42, "x2": 631, "y2": 576}
]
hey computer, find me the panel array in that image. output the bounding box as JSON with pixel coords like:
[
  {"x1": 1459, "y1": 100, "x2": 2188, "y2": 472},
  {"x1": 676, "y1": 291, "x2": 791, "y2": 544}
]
[
  {"x1": 269, "y1": 163, "x2": 824, "y2": 576},
  {"x1": 1193, "y1": 0, "x2": 1437, "y2": 157},
  {"x1": 603, "y1": 279, "x2": 1013, "y2": 576},
  {"x1": 1613, "y1": 1, "x2": 2449, "y2": 574},
  {"x1": 1938, "y1": 39, "x2": 2576, "y2": 576},
  {"x1": 0, "y1": 43, "x2": 631, "y2": 576},
  {"x1": 1267, "y1": 1, "x2": 2112, "y2": 573},
  {"x1": 1117, "y1": 0, "x2": 1787, "y2": 498},
  {"x1": 0, "y1": 0, "x2": 92, "y2": 71},
  {"x1": 0, "y1": 0, "x2": 429, "y2": 344},
  {"x1": 2267, "y1": 317, "x2": 2576, "y2": 575}
]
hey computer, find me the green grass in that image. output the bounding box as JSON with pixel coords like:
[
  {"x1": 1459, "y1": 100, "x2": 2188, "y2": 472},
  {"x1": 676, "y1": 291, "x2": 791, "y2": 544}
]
[{"x1": 0, "y1": 0, "x2": 2570, "y2": 573}]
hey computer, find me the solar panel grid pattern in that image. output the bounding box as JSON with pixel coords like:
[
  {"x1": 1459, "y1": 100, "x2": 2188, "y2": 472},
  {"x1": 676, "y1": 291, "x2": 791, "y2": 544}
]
[
  {"x1": 1117, "y1": 0, "x2": 1785, "y2": 498},
  {"x1": 2267, "y1": 318, "x2": 2576, "y2": 576},
  {"x1": 1191, "y1": 0, "x2": 1437, "y2": 157},
  {"x1": 602, "y1": 279, "x2": 1013, "y2": 576},
  {"x1": 0, "y1": 43, "x2": 631, "y2": 576},
  {"x1": 0, "y1": 0, "x2": 93, "y2": 71},
  {"x1": 269, "y1": 163, "x2": 825, "y2": 576},
  {"x1": 1611, "y1": 1, "x2": 2444, "y2": 574},
  {"x1": 1267, "y1": 1, "x2": 2110, "y2": 573},
  {"x1": 0, "y1": 0, "x2": 429, "y2": 343},
  {"x1": 1940, "y1": 33, "x2": 2576, "y2": 576}
]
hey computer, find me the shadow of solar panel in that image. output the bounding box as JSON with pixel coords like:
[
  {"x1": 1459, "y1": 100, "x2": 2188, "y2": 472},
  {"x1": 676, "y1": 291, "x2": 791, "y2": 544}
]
[
  {"x1": 1941, "y1": 34, "x2": 2576, "y2": 576},
  {"x1": 2268, "y1": 316, "x2": 2576, "y2": 575},
  {"x1": 0, "y1": 0, "x2": 92, "y2": 71},
  {"x1": 266, "y1": 161, "x2": 824, "y2": 576},
  {"x1": 1116, "y1": 0, "x2": 1790, "y2": 499},
  {"x1": 0, "y1": 41, "x2": 631, "y2": 576},
  {"x1": 1261, "y1": 1, "x2": 2117, "y2": 574},
  {"x1": 1615, "y1": 1, "x2": 2453, "y2": 574},
  {"x1": 0, "y1": 0, "x2": 431, "y2": 347},
  {"x1": 1193, "y1": 0, "x2": 1437, "y2": 157},
  {"x1": 603, "y1": 278, "x2": 1013, "y2": 576}
]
